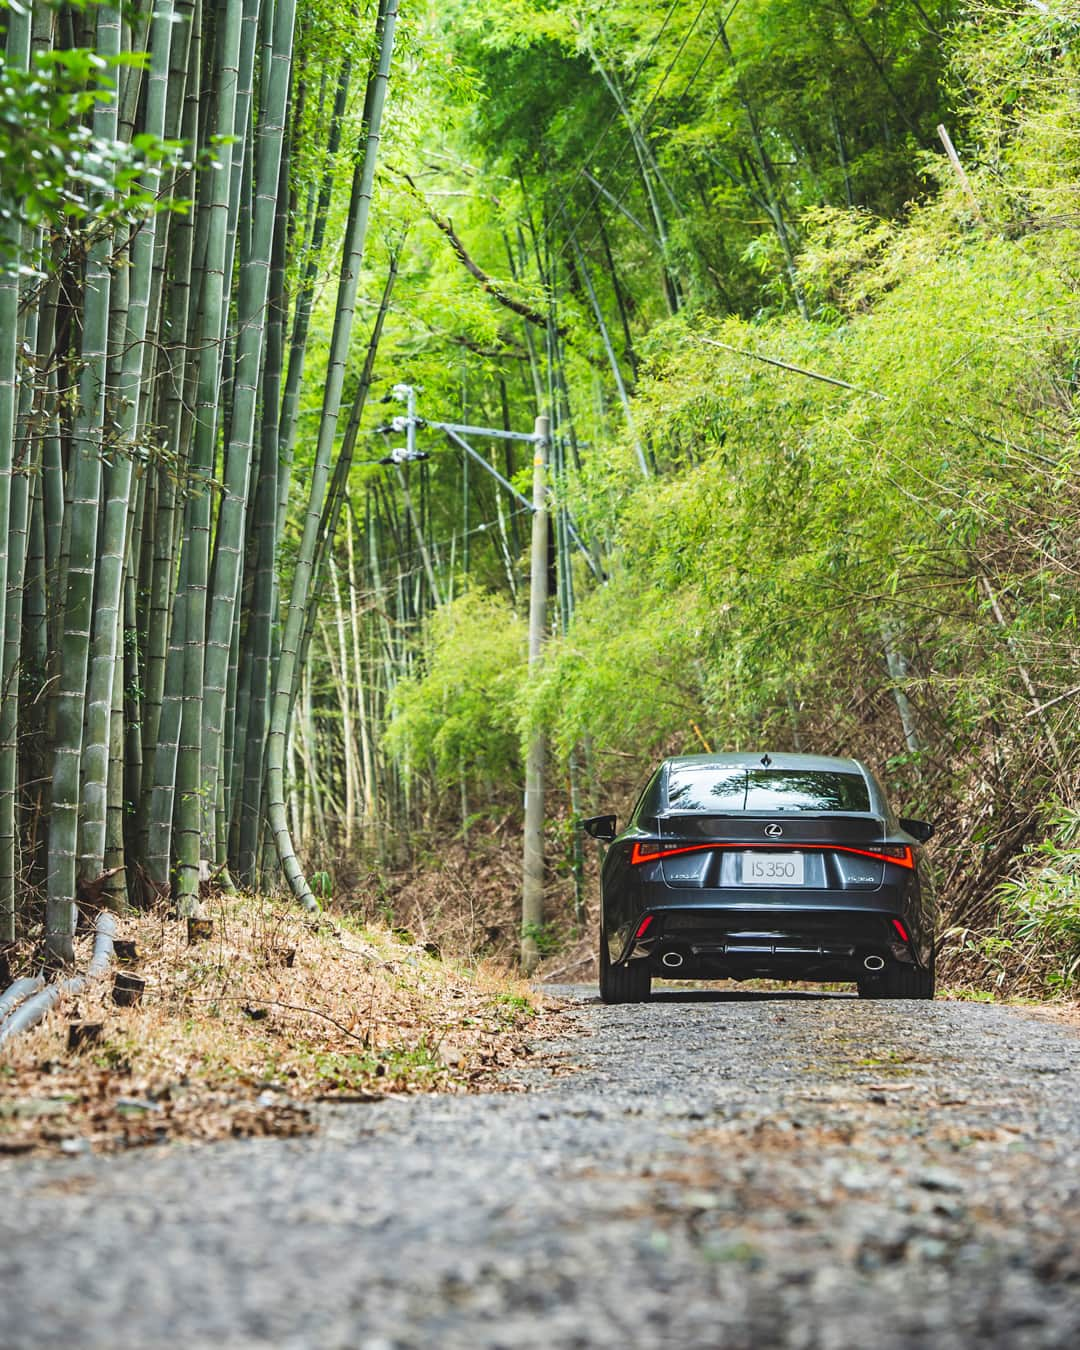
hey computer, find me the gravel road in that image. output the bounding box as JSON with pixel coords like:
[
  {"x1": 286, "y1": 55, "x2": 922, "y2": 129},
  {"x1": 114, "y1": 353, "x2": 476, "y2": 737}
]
[{"x1": 2, "y1": 987, "x2": 1079, "y2": 1349}]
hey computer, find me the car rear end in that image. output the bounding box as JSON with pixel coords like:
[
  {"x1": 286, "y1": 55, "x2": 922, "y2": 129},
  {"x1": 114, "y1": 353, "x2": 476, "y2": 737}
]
[{"x1": 604, "y1": 756, "x2": 932, "y2": 989}]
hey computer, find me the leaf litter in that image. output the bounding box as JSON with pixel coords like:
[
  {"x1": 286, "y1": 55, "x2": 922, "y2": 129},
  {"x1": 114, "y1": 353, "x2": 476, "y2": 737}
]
[{"x1": 0, "y1": 893, "x2": 563, "y2": 1157}]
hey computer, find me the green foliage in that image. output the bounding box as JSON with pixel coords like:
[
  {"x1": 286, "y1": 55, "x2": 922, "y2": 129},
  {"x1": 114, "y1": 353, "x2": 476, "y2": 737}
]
[
  {"x1": 287, "y1": 0, "x2": 1080, "y2": 993},
  {"x1": 385, "y1": 591, "x2": 528, "y2": 790},
  {"x1": 520, "y1": 920, "x2": 559, "y2": 957},
  {"x1": 995, "y1": 807, "x2": 1080, "y2": 990},
  {"x1": 0, "y1": 7, "x2": 184, "y2": 258}
]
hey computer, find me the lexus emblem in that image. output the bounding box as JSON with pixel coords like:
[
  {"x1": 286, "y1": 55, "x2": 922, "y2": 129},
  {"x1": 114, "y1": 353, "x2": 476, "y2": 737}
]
[{"x1": 764, "y1": 823, "x2": 784, "y2": 838}]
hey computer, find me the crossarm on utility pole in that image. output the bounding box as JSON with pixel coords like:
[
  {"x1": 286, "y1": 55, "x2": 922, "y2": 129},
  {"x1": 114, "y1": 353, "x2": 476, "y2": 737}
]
[
  {"x1": 440, "y1": 427, "x2": 533, "y2": 512},
  {"x1": 426, "y1": 418, "x2": 542, "y2": 445},
  {"x1": 436, "y1": 421, "x2": 604, "y2": 580}
]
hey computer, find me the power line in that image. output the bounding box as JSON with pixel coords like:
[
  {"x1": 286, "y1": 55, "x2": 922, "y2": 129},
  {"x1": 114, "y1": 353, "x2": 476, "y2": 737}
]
[{"x1": 364, "y1": 501, "x2": 535, "y2": 577}]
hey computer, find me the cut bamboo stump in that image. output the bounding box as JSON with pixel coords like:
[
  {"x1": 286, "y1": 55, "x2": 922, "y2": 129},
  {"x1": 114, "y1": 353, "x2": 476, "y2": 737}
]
[
  {"x1": 112, "y1": 972, "x2": 145, "y2": 1007},
  {"x1": 67, "y1": 1022, "x2": 104, "y2": 1052}
]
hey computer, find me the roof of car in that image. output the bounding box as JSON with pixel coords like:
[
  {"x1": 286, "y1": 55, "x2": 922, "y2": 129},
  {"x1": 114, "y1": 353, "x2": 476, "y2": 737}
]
[{"x1": 664, "y1": 752, "x2": 868, "y2": 775}]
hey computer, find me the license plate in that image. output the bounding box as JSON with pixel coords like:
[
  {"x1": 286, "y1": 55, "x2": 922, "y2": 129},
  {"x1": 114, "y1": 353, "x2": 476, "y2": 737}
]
[{"x1": 741, "y1": 852, "x2": 805, "y2": 885}]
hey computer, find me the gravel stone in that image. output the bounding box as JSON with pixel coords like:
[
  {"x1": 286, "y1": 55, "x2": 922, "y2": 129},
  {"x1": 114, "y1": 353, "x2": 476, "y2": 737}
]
[{"x1": 1, "y1": 988, "x2": 1079, "y2": 1347}]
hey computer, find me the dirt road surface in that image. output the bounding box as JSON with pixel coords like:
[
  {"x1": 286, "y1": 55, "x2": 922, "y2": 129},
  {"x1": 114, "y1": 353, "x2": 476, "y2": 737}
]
[{"x1": 2, "y1": 988, "x2": 1078, "y2": 1348}]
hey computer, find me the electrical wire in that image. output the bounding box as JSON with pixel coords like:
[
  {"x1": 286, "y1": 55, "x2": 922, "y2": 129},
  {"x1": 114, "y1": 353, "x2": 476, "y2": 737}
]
[{"x1": 361, "y1": 503, "x2": 534, "y2": 578}]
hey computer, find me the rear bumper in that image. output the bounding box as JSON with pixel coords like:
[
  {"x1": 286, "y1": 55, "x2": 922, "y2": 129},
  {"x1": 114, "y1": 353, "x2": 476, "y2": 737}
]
[{"x1": 619, "y1": 903, "x2": 922, "y2": 981}]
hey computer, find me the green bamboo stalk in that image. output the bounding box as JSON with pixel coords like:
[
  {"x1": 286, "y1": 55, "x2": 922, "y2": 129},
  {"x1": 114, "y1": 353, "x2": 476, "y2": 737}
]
[
  {"x1": 345, "y1": 517, "x2": 377, "y2": 844},
  {"x1": 275, "y1": 54, "x2": 352, "y2": 540},
  {"x1": 0, "y1": 1, "x2": 31, "y2": 944},
  {"x1": 326, "y1": 562, "x2": 357, "y2": 849},
  {"x1": 228, "y1": 0, "x2": 261, "y2": 276},
  {"x1": 46, "y1": 4, "x2": 122, "y2": 965},
  {"x1": 122, "y1": 563, "x2": 143, "y2": 861},
  {"x1": 173, "y1": 0, "x2": 244, "y2": 917},
  {"x1": 104, "y1": 607, "x2": 127, "y2": 911},
  {"x1": 143, "y1": 0, "x2": 196, "y2": 421},
  {"x1": 79, "y1": 0, "x2": 177, "y2": 893},
  {"x1": 288, "y1": 254, "x2": 399, "y2": 721},
  {"x1": 0, "y1": 274, "x2": 35, "y2": 937},
  {"x1": 203, "y1": 0, "x2": 296, "y2": 875},
  {"x1": 144, "y1": 550, "x2": 188, "y2": 890},
  {"x1": 570, "y1": 233, "x2": 649, "y2": 479},
  {"x1": 233, "y1": 140, "x2": 291, "y2": 881},
  {"x1": 139, "y1": 0, "x2": 200, "y2": 823},
  {"x1": 266, "y1": 0, "x2": 399, "y2": 910}
]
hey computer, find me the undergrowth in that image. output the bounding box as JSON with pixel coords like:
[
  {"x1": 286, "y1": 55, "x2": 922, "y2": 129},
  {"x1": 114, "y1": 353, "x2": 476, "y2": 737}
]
[{"x1": 0, "y1": 891, "x2": 546, "y2": 1156}]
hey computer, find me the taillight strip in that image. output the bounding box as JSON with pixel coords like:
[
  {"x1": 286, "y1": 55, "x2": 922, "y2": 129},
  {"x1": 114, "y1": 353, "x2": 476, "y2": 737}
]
[{"x1": 629, "y1": 841, "x2": 914, "y2": 869}]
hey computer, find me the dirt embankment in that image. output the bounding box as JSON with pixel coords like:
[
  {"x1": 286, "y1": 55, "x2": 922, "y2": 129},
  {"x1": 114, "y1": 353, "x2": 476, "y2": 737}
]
[{"x1": 0, "y1": 893, "x2": 557, "y2": 1157}]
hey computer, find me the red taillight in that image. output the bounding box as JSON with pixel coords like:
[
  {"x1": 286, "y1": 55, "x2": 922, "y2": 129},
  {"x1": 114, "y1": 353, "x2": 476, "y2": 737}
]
[
  {"x1": 635, "y1": 915, "x2": 655, "y2": 938},
  {"x1": 630, "y1": 841, "x2": 714, "y2": 865},
  {"x1": 630, "y1": 840, "x2": 914, "y2": 868},
  {"x1": 892, "y1": 918, "x2": 910, "y2": 943},
  {"x1": 851, "y1": 844, "x2": 914, "y2": 870}
]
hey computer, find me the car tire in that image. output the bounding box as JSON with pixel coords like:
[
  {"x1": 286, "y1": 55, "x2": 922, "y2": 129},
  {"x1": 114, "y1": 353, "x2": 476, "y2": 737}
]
[
  {"x1": 858, "y1": 953, "x2": 935, "y2": 1000},
  {"x1": 598, "y1": 927, "x2": 651, "y2": 1004}
]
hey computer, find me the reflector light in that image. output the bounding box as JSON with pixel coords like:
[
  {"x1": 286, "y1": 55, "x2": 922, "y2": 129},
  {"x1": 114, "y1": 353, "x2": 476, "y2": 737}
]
[
  {"x1": 628, "y1": 841, "x2": 915, "y2": 869},
  {"x1": 892, "y1": 918, "x2": 910, "y2": 943},
  {"x1": 635, "y1": 915, "x2": 655, "y2": 938}
]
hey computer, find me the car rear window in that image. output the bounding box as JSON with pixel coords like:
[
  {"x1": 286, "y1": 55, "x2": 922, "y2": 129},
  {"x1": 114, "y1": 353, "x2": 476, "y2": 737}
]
[{"x1": 667, "y1": 767, "x2": 870, "y2": 813}]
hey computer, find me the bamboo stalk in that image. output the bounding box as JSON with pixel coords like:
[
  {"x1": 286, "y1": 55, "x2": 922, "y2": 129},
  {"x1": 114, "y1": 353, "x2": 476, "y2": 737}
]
[
  {"x1": 265, "y1": 0, "x2": 399, "y2": 911},
  {"x1": 203, "y1": 0, "x2": 297, "y2": 875},
  {"x1": 173, "y1": 0, "x2": 245, "y2": 917},
  {"x1": 46, "y1": 4, "x2": 122, "y2": 964}
]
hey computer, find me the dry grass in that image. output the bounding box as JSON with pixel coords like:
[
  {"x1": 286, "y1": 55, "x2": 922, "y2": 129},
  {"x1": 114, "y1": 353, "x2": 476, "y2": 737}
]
[{"x1": 0, "y1": 892, "x2": 555, "y2": 1157}]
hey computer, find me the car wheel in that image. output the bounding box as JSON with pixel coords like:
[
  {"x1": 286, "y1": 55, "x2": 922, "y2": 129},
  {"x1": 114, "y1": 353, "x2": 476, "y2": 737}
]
[
  {"x1": 858, "y1": 954, "x2": 935, "y2": 1000},
  {"x1": 598, "y1": 927, "x2": 651, "y2": 1004}
]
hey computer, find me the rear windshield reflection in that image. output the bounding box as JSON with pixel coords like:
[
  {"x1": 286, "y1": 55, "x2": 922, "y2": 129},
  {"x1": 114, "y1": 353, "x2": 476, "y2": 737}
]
[{"x1": 666, "y1": 768, "x2": 870, "y2": 813}]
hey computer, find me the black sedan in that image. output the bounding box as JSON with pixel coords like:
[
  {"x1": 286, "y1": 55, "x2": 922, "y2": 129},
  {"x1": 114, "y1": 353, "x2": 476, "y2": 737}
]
[{"x1": 582, "y1": 753, "x2": 936, "y2": 1003}]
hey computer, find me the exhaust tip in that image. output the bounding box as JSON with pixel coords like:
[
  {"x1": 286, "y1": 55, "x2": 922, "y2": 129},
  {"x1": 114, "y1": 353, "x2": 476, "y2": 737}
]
[
  {"x1": 661, "y1": 951, "x2": 684, "y2": 969},
  {"x1": 863, "y1": 954, "x2": 885, "y2": 972}
]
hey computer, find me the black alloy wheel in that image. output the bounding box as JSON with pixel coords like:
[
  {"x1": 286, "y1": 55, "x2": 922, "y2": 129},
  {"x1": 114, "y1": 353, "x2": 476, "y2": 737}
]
[{"x1": 598, "y1": 927, "x2": 651, "y2": 1004}]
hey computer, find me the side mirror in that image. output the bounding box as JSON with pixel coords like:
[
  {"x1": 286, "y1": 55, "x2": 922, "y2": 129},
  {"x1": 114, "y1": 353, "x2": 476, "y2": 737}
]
[
  {"x1": 581, "y1": 814, "x2": 617, "y2": 841},
  {"x1": 900, "y1": 817, "x2": 935, "y2": 843}
]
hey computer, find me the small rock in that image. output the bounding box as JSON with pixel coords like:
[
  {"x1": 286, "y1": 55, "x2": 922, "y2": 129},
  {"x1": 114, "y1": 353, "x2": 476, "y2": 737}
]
[
  {"x1": 115, "y1": 1097, "x2": 162, "y2": 1114},
  {"x1": 916, "y1": 1169, "x2": 964, "y2": 1193}
]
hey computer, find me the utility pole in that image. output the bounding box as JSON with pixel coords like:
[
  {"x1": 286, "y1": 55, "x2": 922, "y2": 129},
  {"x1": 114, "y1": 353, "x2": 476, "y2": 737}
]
[
  {"x1": 521, "y1": 415, "x2": 549, "y2": 973},
  {"x1": 383, "y1": 390, "x2": 558, "y2": 972}
]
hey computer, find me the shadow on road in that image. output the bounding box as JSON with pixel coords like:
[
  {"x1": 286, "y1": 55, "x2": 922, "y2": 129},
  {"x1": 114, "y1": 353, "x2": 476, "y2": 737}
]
[
  {"x1": 560, "y1": 984, "x2": 859, "y2": 1005},
  {"x1": 648, "y1": 987, "x2": 857, "y2": 1003}
]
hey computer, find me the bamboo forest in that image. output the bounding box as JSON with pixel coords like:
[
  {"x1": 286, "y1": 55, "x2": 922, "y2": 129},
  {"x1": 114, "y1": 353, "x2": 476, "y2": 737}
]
[{"x1": 1, "y1": 0, "x2": 1079, "y2": 996}]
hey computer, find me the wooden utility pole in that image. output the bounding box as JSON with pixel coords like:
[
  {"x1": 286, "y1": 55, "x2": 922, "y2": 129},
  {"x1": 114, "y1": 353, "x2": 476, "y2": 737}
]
[
  {"x1": 389, "y1": 394, "x2": 575, "y2": 973},
  {"x1": 521, "y1": 415, "x2": 549, "y2": 973}
]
